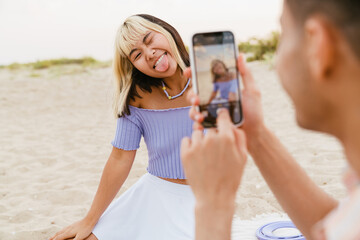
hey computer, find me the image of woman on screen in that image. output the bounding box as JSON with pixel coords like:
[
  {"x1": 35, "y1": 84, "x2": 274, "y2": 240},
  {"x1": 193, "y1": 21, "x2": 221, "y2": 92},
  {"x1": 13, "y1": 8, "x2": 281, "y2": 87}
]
[{"x1": 207, "y1": 59, "x2": 238, "y2": 105}]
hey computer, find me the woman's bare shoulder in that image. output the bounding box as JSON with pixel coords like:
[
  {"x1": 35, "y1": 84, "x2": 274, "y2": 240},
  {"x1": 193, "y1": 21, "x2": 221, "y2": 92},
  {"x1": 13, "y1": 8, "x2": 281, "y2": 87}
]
[{"x1": 129, "y1": 85, "x2": 152, "y2": 108}]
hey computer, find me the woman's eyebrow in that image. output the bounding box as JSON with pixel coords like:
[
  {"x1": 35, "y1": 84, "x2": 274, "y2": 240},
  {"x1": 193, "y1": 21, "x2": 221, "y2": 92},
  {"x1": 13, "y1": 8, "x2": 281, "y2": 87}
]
[
  {"x1": 143, "y1": 32, "x2": 151, "y2": 44},
  {"x1": 129, "y1": 32, "x2": 152, "y2": 58}
]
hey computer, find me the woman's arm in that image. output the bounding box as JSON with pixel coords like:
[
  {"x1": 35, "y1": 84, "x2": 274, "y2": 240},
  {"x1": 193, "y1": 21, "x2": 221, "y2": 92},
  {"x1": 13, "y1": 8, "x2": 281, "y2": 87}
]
[
  {"x1": 84, "y1": 147, "x2": 136, "y2": 224},
  {"x1": 50, "y1": 147, "x2": 136, "y2": 240}
]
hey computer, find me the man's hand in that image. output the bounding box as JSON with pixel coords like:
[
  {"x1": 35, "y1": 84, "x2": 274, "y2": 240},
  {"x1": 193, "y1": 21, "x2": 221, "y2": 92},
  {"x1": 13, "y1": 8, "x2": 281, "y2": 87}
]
[
  {"x1": 181, "y1": 109, "x2": 247, "y2": 240},
  {"x1": 181, "y1": 109, "x2": 247, "y2": 208}
]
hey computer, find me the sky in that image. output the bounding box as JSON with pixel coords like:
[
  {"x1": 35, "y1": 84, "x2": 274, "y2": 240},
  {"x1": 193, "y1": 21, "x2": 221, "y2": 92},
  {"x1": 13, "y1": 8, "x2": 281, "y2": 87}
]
[{"x1": 0, "y1": 0, "x2": 283, "y2": 65}]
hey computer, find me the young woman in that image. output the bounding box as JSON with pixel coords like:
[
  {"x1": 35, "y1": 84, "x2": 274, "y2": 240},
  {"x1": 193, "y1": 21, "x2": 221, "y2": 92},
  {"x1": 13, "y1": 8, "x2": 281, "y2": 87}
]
[
  {"x1": 207, "y1": 59, "x2": 238, "y2": 104},
  {"x1": 50, "y1": 14, "x2": 195, "y2": 240}
]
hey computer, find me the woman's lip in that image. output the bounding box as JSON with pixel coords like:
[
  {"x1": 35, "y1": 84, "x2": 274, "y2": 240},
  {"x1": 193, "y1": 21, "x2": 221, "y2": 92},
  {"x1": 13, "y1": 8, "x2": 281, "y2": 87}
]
[{"x1": 153, "y1": 52, "x2": 167, "y2": 69}]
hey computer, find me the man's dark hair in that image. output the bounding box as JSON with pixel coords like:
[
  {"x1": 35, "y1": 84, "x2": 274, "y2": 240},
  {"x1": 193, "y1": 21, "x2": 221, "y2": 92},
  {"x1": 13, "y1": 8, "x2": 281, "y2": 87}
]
[{"x1": 287, "y1": 0, "x2": 360, "y2": 58}]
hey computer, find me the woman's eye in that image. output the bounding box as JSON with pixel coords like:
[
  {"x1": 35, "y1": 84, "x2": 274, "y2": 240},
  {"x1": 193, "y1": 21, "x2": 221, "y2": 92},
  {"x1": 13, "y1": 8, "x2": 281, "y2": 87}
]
[{"x1": 134, "y1": 53, "x2": 141, "y2": 60}]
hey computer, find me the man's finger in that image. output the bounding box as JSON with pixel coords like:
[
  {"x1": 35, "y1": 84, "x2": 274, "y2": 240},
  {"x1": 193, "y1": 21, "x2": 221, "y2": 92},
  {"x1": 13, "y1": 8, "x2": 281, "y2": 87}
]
[
  {"x1": 191, "y1": 129, "x2": 204, "y2": 147},
  {"x1": 187, "y1": 91, "x2": 200, "y2": 106},
  {"x1": 233, "y1": 128, "x2": 247, "y2": 155},
  {"x1": 187, "y1": 90, "x2": 196, "y2": 103},
  {"x1": 189, "y1": 106, "x2": 197, "y2": 120},
  {"x1": 205, "y1": 128, "x2": 217, "y2": 138},
  {"x1": 193, "y1": 121, "x2": 204, "y2": 131},
  {"x1": 189, "y1": 106, "x2": 204, "y2": 123},
  {"x1": 216, "y1": 108, "x2": 234, "y2": 136},
  {"x1": 183, "y1": 67, "x2": 192, "y2": 79},
  {"x1": 237, "y1": 54, "x2": 256, "y2": 90},
  {"x1": 181, "y1": 137, "x2": 191, "y2": 157}
]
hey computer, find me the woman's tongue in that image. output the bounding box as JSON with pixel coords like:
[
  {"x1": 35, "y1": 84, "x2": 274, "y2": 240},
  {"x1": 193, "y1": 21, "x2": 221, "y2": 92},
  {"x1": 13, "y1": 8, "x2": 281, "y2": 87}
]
[{"x1": 155, "y1": 54, "x2": 169, "y2": 72}]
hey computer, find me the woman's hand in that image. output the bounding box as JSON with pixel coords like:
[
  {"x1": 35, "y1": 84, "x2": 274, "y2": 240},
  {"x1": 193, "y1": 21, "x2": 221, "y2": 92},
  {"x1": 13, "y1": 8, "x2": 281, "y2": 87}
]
[
  {"x1": 181, "y1": 109, "x2": 248, "y2": 208},
  {"x1": 49, "y1": 218, "x2": 96, "y2": 240},
  {"x1": 185, "y1": 54, "x2": 266, "y2": 141}
]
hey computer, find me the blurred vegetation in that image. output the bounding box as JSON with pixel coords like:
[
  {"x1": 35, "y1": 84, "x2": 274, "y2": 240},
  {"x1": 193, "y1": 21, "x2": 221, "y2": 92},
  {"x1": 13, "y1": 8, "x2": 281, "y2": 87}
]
[
  {"x1": 31, "y1": 57, "x2": 97, "y2": 69},
  {"x1": 29, "y1": 72, "x2": 42, "y2": 78},
  {"x1": 7, "y1": 63, "x2": 22, "y2": 70},
  {"x1": 3, "y1": 57, "x2": 111, "y2": 70},
  {"x1": 238, "y1": 31, "x2": 279, "y2": 62}
]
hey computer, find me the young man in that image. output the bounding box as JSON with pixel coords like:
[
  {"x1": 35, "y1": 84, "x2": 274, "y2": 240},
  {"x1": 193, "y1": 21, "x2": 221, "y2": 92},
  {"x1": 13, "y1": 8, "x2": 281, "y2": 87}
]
[{"x1": 181, "y1": 0, "x2": 360, "y2": 239}]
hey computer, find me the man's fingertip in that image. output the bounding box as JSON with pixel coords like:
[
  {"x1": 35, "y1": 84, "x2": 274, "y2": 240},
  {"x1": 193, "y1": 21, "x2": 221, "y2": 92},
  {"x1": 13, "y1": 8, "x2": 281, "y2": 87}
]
[
  {"x1": 184, "y1": 68, "x2": 192, "y2": 78},
  {"x1": 216, "y1": 108, "x2": 229, "y2": 116},
  {"x1": 191, "y1": 97, "x2": 197, "y2": 105},
  {"x1": 182, "y1": 136, "x2": 190, "y2": 144},
  {"x1": 216, "y1": 108, "x2": 232, "y2": 126}
]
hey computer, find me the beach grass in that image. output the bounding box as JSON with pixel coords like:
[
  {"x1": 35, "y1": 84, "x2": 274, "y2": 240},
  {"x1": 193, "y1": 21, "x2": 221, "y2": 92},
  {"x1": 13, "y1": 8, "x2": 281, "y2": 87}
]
[
  {"x1": 2, "y1": 57, "x2": 112, "y2": 71},
  {"x1": 238, "y1": 31, "x2": 279, "y2": 62},
  {"x1": 29, "y1": 72, "x2": 42, "y2": 78}
]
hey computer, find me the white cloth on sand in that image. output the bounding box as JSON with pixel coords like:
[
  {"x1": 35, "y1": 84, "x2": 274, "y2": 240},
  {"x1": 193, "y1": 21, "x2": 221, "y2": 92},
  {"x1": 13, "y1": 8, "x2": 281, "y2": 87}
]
[{"x1": 92, "y1": 172, "x2": 289, "y2": 240}]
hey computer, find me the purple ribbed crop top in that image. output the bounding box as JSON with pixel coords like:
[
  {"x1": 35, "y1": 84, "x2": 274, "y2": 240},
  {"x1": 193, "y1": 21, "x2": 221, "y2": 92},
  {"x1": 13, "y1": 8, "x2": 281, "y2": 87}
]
[
  {"x1": 111, "y1": 105, "x2": 193, "y2": 179},
  {"x1": 213, "y1": 79, "x2": 238, "y2": 99}
]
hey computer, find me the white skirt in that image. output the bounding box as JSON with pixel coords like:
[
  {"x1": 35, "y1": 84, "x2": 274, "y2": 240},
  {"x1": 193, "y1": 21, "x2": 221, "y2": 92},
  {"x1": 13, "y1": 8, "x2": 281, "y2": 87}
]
[{"x1": 92, "y1": 173, "x2": 196, "y2": 240}]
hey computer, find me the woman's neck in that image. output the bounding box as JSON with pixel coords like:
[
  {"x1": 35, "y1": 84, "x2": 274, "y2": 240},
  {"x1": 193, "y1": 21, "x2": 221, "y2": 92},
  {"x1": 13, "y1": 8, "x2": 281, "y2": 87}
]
[
  {"x1": 216, "y1": 72, "x2": 231, "y2": 82},
  {"x1": 162, "y1": 67, "x2": 188, "y2": 93}
]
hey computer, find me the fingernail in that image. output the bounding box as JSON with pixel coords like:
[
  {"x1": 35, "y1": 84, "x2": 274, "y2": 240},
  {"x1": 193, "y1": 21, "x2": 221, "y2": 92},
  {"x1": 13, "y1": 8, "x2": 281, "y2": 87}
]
[
  {"x1": 191, "y1": 97, "x2": 196, "y2": 105},
  {"x1": 195, "y1": 114, "x2": 201, "y2": 121}
]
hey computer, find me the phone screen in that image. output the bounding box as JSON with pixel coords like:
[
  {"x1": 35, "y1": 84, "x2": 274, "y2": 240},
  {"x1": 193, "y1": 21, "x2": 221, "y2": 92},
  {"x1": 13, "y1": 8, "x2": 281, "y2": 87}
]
[{"x1": 192, "y1": 31, "x2": 243, "y2": 128}]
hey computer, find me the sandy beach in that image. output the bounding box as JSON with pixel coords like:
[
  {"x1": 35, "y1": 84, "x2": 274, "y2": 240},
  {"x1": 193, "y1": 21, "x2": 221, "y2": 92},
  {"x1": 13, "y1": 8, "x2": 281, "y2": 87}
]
[{"x1": 0, "y1": 62, "x2": 347, "y2": 239}]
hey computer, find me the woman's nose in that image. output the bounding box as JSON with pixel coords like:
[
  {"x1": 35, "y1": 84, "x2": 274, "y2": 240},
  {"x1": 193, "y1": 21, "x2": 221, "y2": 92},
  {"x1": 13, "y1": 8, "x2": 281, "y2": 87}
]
[{"x1": 145, "y1": 49, "x2": 156, "y2": 60}]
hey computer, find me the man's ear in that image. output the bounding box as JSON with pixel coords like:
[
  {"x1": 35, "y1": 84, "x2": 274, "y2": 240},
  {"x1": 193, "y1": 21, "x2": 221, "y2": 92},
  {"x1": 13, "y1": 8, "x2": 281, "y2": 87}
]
[{"x1": 304, "y1": 16, "x2": 336, "y2": 82}]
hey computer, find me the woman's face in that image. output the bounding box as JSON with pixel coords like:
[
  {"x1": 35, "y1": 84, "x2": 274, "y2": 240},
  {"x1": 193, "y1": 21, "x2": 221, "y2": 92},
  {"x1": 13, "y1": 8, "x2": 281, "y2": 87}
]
[
  {"x1": 212, "y1": 62, "x2": 226, "y2": 76},
  {"x1": 128, "y1": 31, "x2": 178, "y2": 78}
]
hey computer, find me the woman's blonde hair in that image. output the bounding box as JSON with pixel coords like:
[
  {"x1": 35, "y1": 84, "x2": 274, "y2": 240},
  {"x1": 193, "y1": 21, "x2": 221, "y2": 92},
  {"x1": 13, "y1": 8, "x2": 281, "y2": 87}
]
[{"x1": 113, "y1": 14, "x2": 189, "y2": 117}]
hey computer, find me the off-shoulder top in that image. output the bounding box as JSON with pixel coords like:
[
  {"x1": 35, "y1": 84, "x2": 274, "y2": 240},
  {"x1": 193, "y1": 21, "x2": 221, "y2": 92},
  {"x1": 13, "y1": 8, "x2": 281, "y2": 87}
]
[{"x1": 112, "y1": 105, "x2": 193, "y2": 179}]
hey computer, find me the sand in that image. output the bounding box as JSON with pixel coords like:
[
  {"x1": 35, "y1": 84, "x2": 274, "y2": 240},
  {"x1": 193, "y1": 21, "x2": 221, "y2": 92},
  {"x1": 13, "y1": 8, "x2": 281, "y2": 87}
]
[{"x1": 0, "y1": 62, "x2": 347, "y2": 239}]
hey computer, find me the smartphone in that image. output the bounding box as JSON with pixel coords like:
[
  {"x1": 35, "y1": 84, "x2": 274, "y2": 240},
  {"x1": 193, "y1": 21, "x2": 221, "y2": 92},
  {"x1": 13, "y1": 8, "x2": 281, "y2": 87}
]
[{"x1": 189, "y1": 31, "x2": 243, "y2": 128}]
